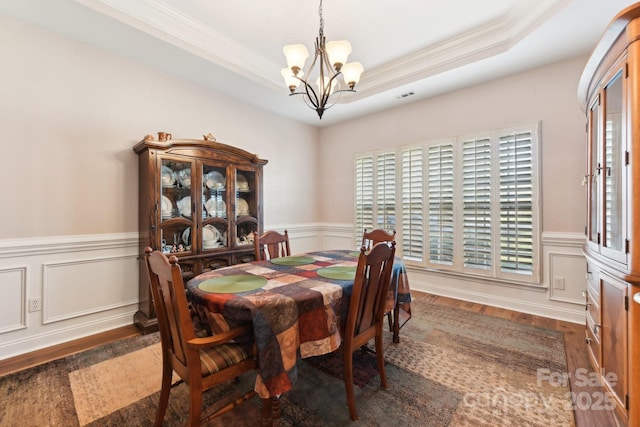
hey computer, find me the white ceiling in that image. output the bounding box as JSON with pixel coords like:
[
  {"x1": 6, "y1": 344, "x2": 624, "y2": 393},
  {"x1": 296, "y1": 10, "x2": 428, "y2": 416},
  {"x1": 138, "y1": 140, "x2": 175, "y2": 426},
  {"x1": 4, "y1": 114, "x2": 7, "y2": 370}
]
[{"x1": 1, "y1": 0, "x2": 638, "y2": 126}]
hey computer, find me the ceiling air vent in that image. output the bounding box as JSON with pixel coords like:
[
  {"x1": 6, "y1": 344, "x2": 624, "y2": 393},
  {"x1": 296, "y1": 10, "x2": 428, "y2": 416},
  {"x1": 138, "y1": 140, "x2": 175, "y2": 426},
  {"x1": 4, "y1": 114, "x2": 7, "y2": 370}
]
[{"x1": 396, "y1": 91, "x2": 415, "y2": 100}]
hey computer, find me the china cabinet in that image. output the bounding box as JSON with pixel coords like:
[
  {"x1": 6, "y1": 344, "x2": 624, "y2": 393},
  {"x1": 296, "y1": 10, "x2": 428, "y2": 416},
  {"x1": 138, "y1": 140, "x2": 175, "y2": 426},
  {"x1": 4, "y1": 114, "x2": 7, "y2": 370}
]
[
  {"x1": 578, "y1": 4, "x2": 640, "y2": 425},
  {"x1": 133, "y1": 131, "x2": 268, "y2": 331}
]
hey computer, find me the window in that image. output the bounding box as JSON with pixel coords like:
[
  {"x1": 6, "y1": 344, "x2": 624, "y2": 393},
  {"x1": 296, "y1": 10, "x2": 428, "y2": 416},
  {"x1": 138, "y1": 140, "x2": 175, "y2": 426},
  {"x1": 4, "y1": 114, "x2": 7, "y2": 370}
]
[
  {"x1": 354, "y1": 151, "x2": 396, "y2": 246},
  {"x1": 427, "y1": 143, "x2": 454, "y2": 266},
  {"x1": 355, "y1": 123, "x2": 540, "y2": 284},
  {"x1": 498, "y1": 131, "x2": 535, "y2": 275},
  {"x1": 401, "y1": 147, "x2": 424, "y2": 262},
  {"x1": 462, "y1": 137, "x2": 492, "y2": 270}
]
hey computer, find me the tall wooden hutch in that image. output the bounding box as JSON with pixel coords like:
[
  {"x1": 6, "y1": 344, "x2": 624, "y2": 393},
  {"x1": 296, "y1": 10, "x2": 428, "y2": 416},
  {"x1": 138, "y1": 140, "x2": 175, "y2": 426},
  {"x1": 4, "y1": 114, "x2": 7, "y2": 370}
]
[
  {"x1": 133, "y1": 132, "x2": 268, "y2": 331},
  {"x1": 578, "y1": 4, "x2": 640, "y2": 425}
]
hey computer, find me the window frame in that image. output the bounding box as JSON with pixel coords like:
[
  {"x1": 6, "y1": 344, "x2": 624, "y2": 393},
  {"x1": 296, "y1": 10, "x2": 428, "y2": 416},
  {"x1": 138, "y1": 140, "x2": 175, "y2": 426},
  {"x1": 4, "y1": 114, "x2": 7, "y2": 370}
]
[{"x1": 354, "y1": 122, "x2": 541, "y2": 286}]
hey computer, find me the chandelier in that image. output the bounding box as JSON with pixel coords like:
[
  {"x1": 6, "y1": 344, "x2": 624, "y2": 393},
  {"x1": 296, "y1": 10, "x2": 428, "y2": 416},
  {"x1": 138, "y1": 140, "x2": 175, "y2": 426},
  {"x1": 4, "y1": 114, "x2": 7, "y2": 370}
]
[{"x1": 281, "y1": 0, "x2": 364, "y2": 119}]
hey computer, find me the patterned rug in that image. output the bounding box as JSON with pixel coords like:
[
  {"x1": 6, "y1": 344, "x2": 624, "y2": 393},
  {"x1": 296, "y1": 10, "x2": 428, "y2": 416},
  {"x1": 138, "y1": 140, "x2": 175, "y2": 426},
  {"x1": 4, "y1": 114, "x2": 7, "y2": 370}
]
[{"x1": 0, "y1": 297, "x2": 575, "y2": 426}]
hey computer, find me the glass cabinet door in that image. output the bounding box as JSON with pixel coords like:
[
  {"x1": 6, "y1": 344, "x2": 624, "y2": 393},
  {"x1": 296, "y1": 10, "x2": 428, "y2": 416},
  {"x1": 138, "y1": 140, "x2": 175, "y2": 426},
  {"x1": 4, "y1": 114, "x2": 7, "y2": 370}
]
[
  {"x1": 235, "y1": 168, "x2": 258, "y2": 247},
  {"x1": 159, "y1": 158, "x2": 194, "y2": 255},
  {"x1": 588, "y1": 97, "x2": 600, "y2": 246},
  {"x1": 202, "y1": 163, "x2": 228, "y2": 251},
  {"x1": 603, "y1": 72, "x2": 624, "y2": 252}
]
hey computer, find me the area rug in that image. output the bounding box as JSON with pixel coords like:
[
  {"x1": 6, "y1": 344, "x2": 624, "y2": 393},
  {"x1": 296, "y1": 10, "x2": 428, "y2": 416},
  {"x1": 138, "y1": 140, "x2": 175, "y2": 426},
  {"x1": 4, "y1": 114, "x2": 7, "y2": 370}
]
[{"x1": 0, "y1": 297, "x2": 575, "y2": 426}]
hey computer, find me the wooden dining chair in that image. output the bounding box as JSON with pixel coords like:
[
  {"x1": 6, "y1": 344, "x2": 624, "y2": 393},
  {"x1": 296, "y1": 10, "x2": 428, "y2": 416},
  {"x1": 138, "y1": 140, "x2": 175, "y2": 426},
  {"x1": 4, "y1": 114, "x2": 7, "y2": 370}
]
[
  {"x1": 361, "y1": 228, "x2": 397, "y2": 330},
  {"x1": 253, "y1": 229, "x2": 290, "y2": 260},
  {"x1": 143, "y1": 247, "x2": 258, "y2": 427},
  {"x1": 361, "y1": 228, "x2": 396, "y2": 251},
  {"x1": 342, "y1": 241, "x2": 396, "y2": 421}
]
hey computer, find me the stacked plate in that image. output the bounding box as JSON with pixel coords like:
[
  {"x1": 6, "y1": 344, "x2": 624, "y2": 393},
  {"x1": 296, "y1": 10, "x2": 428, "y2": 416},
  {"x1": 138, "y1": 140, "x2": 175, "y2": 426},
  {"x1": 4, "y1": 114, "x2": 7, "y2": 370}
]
[
  {"x1": 203, "y1": 225, "x2": 222, "y2": 249},
  {"x1": 161, "y1": 195, "x2": 173, "y2": 219},
  {"x1": 237, "y1": 198, "x2": 250, "y2": 215},
  {"x1": 236, "y1": 173, "x2": 249, "y2": 191}
]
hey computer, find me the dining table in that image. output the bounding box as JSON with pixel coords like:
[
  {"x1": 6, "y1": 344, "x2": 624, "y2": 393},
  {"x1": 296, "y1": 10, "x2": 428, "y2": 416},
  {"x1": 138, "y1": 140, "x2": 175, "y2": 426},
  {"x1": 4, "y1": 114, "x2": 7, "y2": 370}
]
[{"x1": 186, "y1": 249, "x2": 412, "y2": 401}]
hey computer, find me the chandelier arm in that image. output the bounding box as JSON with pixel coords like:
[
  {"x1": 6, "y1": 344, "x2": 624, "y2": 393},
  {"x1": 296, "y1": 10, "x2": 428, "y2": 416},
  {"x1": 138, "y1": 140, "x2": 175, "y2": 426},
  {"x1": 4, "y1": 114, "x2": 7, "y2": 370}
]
[
  {"x1": 300, "y1": 79, "x2": 321, "y2": 109},
  {"x1": 319, "y1": 70, "x2": 340, "y2": 107}
]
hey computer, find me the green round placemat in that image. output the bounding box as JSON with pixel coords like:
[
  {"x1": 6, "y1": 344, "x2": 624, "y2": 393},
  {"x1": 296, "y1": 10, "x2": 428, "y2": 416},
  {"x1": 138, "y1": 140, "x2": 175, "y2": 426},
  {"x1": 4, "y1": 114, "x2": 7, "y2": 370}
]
[
  {"x1": 270, "y1": 256, "x2": 315, "y2": 266},
  {"x1": 316, "y1": 266, "x2": 356, "y2": 280},
  {"x1": 348, "y1": 251, "x2": 362, "y2": 257},
  {"x1": 198, "y1": 274, "x2": 267, "y2": 293}
]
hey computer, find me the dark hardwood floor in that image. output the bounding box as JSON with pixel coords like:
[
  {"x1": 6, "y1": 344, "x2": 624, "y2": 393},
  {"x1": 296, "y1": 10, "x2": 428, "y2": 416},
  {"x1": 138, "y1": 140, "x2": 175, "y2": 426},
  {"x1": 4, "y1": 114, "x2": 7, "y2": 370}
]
[
  {"x1": 0, "y1": 292, "x2": 622, "y2": 426},
  {"x1": 0, "y1": 325, "x2": 141, "y2": 377}
]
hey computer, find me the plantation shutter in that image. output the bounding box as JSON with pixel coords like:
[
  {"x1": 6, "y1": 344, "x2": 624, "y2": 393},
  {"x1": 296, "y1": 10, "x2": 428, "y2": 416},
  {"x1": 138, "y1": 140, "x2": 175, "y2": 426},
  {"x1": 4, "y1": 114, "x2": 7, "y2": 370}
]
[
  {"x1": 428, "y1": 144, "x2": 454, "y2": 265},
  {"x1": 499, "y1": 131, "x2": 533, "y2": 274},
  {"x1": 401, "y1": 147, "x2": 424, "y2": 262},
  {"x1": 355, "y1": 156, "x2": 374, "y2": 246},
  {"x1": 376, "y1": 152, "x2": 396, "y2": 232},
  {"x1": 462, "y1": 138, "x2": 492, "y2": 270}
]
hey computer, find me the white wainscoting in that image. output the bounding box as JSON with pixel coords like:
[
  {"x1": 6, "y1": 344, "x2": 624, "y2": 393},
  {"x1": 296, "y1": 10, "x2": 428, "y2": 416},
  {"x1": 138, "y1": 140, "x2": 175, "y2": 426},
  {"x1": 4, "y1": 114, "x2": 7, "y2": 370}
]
[
  {"x1": 0, "y1": 233, "x2": 139, "y2": 360},
  {"x1": 407, "y1": 231, "x2": 587, "y2": 324},
  {"x1": 0, "y1": 226, "x2": 586, "y2": 360},
  {"x1": 0, "y1": 266, "x2": 27, "y2": 334}
]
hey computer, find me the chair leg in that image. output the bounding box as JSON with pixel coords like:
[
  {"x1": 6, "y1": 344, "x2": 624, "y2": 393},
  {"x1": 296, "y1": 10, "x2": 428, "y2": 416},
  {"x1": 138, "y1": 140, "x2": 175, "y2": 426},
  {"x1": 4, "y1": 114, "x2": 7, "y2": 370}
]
[
  {"x1": 343, "y1": 349, "x2": 359, "y2": 421},
  {"x1": 154, "y1": 364, "x2": 172, "y2": 427},
  {"x1": 392, "y1": 307, "x2": 400, "y2": 343},
  {"x1": 375, "y1": 334, "x2": 388, "y2": 389},
  {"x1": 188, "y1": 385, "x2": 203, "y2": 427},
  {"x1": 261, "y1": 397, "x2": 273, "y2": 426}
]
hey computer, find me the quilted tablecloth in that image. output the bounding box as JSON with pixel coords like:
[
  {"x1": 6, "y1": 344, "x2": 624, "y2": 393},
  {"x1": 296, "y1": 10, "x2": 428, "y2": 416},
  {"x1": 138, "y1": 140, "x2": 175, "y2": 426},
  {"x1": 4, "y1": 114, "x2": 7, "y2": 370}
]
[{"x1": 186, "y1": 249, "x2": 411, "y2": 398}]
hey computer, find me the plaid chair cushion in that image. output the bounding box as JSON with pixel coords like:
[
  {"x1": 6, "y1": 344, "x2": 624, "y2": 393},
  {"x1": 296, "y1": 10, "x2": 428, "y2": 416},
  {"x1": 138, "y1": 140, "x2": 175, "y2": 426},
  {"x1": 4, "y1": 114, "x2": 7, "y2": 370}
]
[{"x1": 199, "y1": 343, "x2": 251, "y2": 376}]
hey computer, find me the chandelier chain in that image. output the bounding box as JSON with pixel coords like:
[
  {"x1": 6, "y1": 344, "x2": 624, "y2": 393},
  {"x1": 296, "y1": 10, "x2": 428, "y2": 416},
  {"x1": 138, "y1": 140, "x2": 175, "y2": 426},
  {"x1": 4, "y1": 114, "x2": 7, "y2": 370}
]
[{"x1": 318, "y1": 0, "x2": 324, "y2": 39}]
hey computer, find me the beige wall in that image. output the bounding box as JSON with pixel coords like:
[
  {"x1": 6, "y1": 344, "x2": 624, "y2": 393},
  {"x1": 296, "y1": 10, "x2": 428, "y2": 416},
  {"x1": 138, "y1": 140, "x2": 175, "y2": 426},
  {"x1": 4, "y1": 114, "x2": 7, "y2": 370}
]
[
  {"x1": 0, "y1": 14, "x2": 319, "y2": 239},
  {"x1": 318, "y1": 55, "x2": 588, "y2": 234}
]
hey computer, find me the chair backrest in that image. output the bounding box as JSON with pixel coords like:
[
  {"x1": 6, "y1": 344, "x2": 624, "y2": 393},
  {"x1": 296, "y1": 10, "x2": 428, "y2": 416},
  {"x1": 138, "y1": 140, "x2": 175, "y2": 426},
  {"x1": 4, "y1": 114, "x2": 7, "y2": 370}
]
[
  {"x1": 345, "y1": 241, "x2": 396, "y2": 339},
  {"x1": 253, "y1": 229, "x2": 290, "y2": 260},
  {"x1": 144, "y1": 247, "x2": 196, "y2": 371},
  {"x1": 361, "y1": 228, "x2": 396, "y2": 251}
]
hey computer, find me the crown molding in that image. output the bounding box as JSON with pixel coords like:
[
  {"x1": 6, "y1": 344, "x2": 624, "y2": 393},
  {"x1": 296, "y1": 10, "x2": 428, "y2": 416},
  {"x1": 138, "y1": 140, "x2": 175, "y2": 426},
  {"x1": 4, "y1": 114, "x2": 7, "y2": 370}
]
[
  {"x1": 73, "y1": 0, "x2": 283, "y2": 90},
  {"x1": 73, "y1": 0, "x2": 569, "y2": 101},
  {"x1": 354, "y1": 0, "x2": 570, "y2": 99}
]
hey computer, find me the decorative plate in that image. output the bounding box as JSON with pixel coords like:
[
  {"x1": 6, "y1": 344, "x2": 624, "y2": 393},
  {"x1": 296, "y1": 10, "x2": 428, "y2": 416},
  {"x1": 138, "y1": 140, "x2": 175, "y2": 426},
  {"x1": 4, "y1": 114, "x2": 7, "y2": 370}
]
[
  {"x1": 205, "y1": 197, "x2": 226, "y2": 217},
  {"x1": 236, "y1": 173, "x2": 249, "y2": 191},
  {"x1": 237, "y1": 198, "x2": 249, "y2": 215},
  {"x1": 161, "y1": 165, "x2": 176, "y2": 186},
  {"x1": 270, "y1": 256, "x2": 315, "y2": 266},
  {"x1": 161, "y1": 195, "x2": 173, "y2": 217},
  {"x1": 177, "y1": 168, "x2": 191, "y2": 188},
  {"x1": 203, "y1": 224, "x2": 221, "y2": 242},
  {"x1": 198, "y1": 274, "x2": 267, "y2": 294},
  {"x1": 176, "y1": 196, "x2": 191, "y2": 218},
  {"x1": 204, "y1": 171, "x2": 225, "y2": 189},
  {"x1": 316, "y1": 266, "x2": 357, "y2": 281}
]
